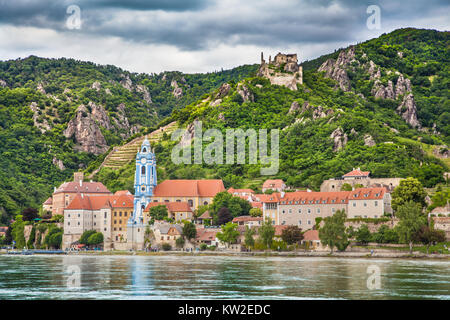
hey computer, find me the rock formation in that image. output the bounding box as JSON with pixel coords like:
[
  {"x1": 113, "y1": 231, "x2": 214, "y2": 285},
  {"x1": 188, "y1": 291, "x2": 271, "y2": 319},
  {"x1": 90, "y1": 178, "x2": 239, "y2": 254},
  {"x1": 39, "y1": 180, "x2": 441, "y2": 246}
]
[
  {"x1": 288, "y1": 101, "x2": 300, "y2": 114},
  {"x1": 171, "y1": 80, "x2": 183, "y2": 99},
  {"x1": 91, "y1": 81, "x2": 101, "y2": 91},
  {"x1": 120, "y1": 75, "x2": 133, "y2": 91},
  {"x1": 330, "y1": 127, "x2": 348, "y2": 152},
  {"x1": 63, "y1": 104, "x2": 109, "y2": 155},
  {"x1": 52, "y1": 157, "x2": 65, "y2": 170},
  {"x1": 318, "y1": 47, "x2": 356, "y2": 91},
  {"x1": 237, "y1": 84, "x2": 254, "y2": 102},
  {"x1": 397, "y1": 93, "x2": 420, "y2": 128},
  {"x1": 215, "y1": 83, "x2": 231, "y2": 100},
  {"x1": 29, "y1": 102, "x2": 51, "y2": 133},
  {"x1": 364, "y1": 134, "x2": 376, "y2": 147},
  {"x1": 0, "y1": 79, "x2": 7, "y2": 87},
  {"x1": 89, "y1": 101, "x2": 112, "y2": 130},
  {"x1": 136, "y1": 84, "x2": 152, "y2": 104},
  {"x1": 372, "y1": 80, "x2": 395, "y2": 99}
]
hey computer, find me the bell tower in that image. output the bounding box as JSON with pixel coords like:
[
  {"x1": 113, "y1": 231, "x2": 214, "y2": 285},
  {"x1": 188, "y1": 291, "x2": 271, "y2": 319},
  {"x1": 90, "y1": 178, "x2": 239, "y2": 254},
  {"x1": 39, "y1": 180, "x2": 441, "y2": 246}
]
[{"x1": 127, "y1": 137, "x2": 157, "y2": 250}]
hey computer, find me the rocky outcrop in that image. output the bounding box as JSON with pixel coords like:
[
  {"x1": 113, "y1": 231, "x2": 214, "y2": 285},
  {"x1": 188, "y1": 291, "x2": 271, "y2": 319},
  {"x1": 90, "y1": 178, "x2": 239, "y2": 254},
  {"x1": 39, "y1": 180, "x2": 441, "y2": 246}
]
[
  {"x1": 37, "y1": 83, "x2": 46, "y2": 94},
  {"x1": 91, "y1": 81, "x2": 101, "y2": 91},
  {"x1": 215, "y1": 83, "x2": 231, "y2": 99},
  {"x1": 218, "y1": 113, "x2": 225, "y2": 121},
  {"x1": 179, "y1": 121, "x2": 197, "y2": 148},
  {"x1": 171, "y1": 80, "x2": 183, "y2": 99},
  {"x1": 89, "y1": 101, "x2": 112, "y2": 130},
  {"x1": 397, "y1": 93, "x2": 420, "y2": 128},
  {"x1": 210, "y1": 99, "x2": 222, "y2": 107},
  {"x1": 364, "y1": 134, "x2": 376, "y2": 147},
  {"x1": 63, "y1": 104, "x2": 109, "y2": 155},
  {"x1": 120, "y1": 75, "x2": 133, "y2": 91},
  {"x1": 299, "y1": 101, "x2": 334, "y2": 120},
  {"x1": 394, "y1": 74, "x2": 412, "y2": 98},
  {"x1": 136, "y1": 85, "x2": 152, "y2": 104},
  {"x1": 237, "y1": 84, "x2": 254, "y2": 102},
  {"x1": 52, "y1": 157, "x2": 65, "y2": 170},
  {"x1": 330, "y1": 127, "x2": 348, "y2": 152},
  {"x1": 288, "y1": 101, "x2": 300, "y2": 114},
  {"x1": 0, "y1": 79, "x2": 7, "y2": 87},
  {"x1": 372, "y1": 80, "x2": 395, "y2": 99},
  {"x1": 318, "y1": 47, "x2": 356, "y2": 92},
  {"x1": 29, "y1": 102, "x2": 51, "y2": 133}
]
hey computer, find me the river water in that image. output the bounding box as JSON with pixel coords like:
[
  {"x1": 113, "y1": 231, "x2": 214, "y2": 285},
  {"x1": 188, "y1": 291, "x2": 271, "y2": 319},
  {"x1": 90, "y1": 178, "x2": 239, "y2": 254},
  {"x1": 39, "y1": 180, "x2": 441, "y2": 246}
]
[{"x1": 0, "y1": 255, "x2": 448, "y2": 299}]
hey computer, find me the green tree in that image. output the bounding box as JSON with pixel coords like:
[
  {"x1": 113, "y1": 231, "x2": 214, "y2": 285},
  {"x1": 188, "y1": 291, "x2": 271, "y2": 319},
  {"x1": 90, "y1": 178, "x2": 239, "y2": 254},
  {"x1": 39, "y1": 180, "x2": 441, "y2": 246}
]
[
  {"x1": 319, "y1": 210, "x2": 349, "y2": 253},
  {"x1": 11, "y1": 215, "x2": 26, "y2": 249},
  {"x1": 216, "y1": 207, "x2": 233, "y2": 225},
  {"x1": 79, "y1": 230, "x2": 97, "y2": 245},
  {"x1": 258, "y1": 218, "x2": 275, "y2": 249},
  {"x1": 22, "y1": 208, "x2": 38, "y2": 222},
  {"x1": 391, "y1": 177, "x2": 427, "y2": 211},
  {"x1": 341, "y1": 183, "x2": 353, "y2": 191},
  {"x1": 149, "y1": 205, "x2": 168, "y2": 221},
  {"x1": 217, "y1": 222, "x2": 240, "y2": 248},
  {"x1": 356, "y1": 224, "x2": 372, "y2": 244},
  {"x1": 88, "y1": 232, "x2": 104, "y2": 246},
  {"x1": 182, "y1": 222, "x2": 197, "y2": 241},
  {"x1": 244, "y1": 226, "x2": 256, "y2": 248},
  {"x1": 396, "y1": 201, "x2": 427, "y2": 254},
  {"x1": 413, "y1": 225, "x2": 446, "y2": 254},
  {"x1": 162, "y1": 243, "x2": 172, "y2": 251},
  {"x1": 175, "y1": 236, "x2": 185, "y2": 248},
  {"x1": 281, "y1": 225, "x2": 304, "y2": 245},
  {"x1": 249, "y1": 208, "x2": 263, "y2": 217}
]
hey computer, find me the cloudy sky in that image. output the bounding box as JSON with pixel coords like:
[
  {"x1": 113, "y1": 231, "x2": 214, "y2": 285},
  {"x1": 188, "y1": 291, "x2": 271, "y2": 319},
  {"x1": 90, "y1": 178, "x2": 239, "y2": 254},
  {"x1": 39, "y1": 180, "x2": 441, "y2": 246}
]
[{"x1": 0, "y1": 0, "x2": 448, "y2": 74}]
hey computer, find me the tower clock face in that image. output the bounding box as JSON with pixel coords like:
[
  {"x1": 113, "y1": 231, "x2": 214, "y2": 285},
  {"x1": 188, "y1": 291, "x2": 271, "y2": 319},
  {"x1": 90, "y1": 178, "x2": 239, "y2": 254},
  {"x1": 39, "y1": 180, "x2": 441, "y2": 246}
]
[{"x1": 141, "y1": 158, "x2": 147, "y2": 164}]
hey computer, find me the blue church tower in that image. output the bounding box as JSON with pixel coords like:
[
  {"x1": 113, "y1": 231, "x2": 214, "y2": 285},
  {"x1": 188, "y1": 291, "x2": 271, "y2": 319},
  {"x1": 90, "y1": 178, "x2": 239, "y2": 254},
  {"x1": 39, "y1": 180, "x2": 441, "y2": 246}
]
[{"x1": 127, "y1": 137, "x2": 157, "y2": 249}]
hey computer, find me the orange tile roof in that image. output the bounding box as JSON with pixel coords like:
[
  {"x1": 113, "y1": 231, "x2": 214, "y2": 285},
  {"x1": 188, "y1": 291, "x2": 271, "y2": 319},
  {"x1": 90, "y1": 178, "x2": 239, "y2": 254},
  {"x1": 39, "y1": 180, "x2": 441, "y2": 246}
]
[
  {"x1": 262, "y1": 179, "x2": 285, "y2": 190},
  {"x1": 196, "y1": 228, "x2": 219, "y2": 241},
  {"x1": 348, "y1": 187, "x2": 386, "y2": 200},
  {"x1": 144, "y1": 201, "x2": 192, "y2": 213},
  {"x1": 258, "y1": 193, "x2": 281, "y2": 203},
  {"x1": 108, "y1": 194, "x2": 134, "y2": 208},
  {"x1": 274, "y1": 225, "x2": 288, "y2": 236},
  {"x1": 198, "y1": 211, "x2": 212, "y2": 219},
  {"x1": 278, "y1": 191, "x2": 351, "y2": 204},
  {"x1": 232, "y1": 216, "x2": 262, "y2": 223},
  {"x1": 54, "y1": 181, "x2": 111, "y2": 194},
  {"x1": 303, "y1": 230, "x2": 320, "y2": 241},
  {"x1": 43, "y1": 197, "x2": 53, "y2": 205},
  {"x1": 343, "y1": 168, "x2": 370, "y2": 177},
  {"x1": 114, "y1": 190, "x2": 132, "y2": 196},
  {"x1": 251, "y1": 202, "x2": 263, "y2": 209},
  {"x1": 65, "y1": 194, "x2": 133, "y2": 211},
  {"x1": 228, "y1": 187, "x2": 255, "y2": 194},
  {"x1": 153, "y1": 179, "x2": 225, "y2": 197}
]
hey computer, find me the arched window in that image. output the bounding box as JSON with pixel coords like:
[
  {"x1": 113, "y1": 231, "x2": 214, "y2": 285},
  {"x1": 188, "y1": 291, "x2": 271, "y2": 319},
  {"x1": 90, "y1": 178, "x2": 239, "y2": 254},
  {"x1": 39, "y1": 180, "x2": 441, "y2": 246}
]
[
  {"x1": 188, "y1": 199, "x2": 193, "y2": 207},
  {"x1": 141, "y1": 166, "x2": 146, "y2": 175},
  {"x1": 142, "y1": 148, "x2": 147, "y2": 153},
  {"x1": 203, "y1": 201, "x2": 208, "y2": 205}
]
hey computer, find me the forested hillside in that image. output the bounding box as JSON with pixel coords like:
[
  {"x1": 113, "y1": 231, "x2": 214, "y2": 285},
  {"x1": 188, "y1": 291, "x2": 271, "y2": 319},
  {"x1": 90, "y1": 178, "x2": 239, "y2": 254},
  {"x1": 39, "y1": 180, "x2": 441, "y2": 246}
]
[
  {"x1": 0, "y1": 57, "x2": 257, "y2": 223},
  {"x1": 92, "y1": 28, "x2": 449, "y2": 195}
]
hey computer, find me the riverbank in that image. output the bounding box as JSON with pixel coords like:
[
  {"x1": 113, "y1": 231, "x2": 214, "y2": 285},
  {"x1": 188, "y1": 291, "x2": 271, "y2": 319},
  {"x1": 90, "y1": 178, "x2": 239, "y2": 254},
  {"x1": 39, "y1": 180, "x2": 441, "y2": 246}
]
[{"x1": 60, "y1": 249, "x2": 450, "y2": 260}]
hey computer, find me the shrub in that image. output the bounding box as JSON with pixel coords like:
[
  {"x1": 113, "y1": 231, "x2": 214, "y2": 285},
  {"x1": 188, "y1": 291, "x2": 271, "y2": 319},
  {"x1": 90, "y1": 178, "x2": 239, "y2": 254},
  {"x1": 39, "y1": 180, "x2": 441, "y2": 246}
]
[
  {"x1": 200, "y1": 243, "x2": 208, "y2": 251},
  {"x1": 162, "y1": 243, "x2": 172, "y2": 251}
]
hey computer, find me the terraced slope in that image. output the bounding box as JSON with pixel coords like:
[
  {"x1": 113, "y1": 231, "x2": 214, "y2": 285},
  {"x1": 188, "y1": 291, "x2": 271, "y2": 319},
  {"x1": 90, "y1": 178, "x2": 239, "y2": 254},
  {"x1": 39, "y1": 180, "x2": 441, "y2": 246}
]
[{"x1": 88, "y1": 121, "x2": 178, "y2": 178}]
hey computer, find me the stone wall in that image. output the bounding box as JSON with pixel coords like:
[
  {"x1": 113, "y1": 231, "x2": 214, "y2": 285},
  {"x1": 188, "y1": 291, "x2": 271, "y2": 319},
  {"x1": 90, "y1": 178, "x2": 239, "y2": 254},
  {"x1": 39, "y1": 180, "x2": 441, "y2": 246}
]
[{"x1": 320, "y1": 177, "x2": 402, "y2": 192}]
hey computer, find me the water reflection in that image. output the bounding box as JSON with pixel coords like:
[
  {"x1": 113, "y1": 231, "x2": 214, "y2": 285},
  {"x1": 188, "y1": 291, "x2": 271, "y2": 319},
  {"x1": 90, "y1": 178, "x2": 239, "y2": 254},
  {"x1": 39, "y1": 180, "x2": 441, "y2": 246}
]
[{"x1": 0, "y1": 255, "x2": 448, "y2": 300}]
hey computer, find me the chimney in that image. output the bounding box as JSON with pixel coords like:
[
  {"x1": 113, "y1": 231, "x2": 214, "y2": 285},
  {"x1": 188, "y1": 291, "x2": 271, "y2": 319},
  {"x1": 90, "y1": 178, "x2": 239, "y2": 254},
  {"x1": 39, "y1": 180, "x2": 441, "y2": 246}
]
[
  {"x1": 74, "y1": 172, "x2": 84, "y2": 184},
  {"x1": 280, "y1": 192, "x2": 285, "y2": 198}
]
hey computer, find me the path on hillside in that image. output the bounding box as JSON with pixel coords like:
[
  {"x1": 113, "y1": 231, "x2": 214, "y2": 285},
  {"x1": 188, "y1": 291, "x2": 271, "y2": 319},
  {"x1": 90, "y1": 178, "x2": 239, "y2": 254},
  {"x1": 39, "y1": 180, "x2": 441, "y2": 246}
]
[{"x1": 88, "y1": 121, "x2": 178, "y2": 179}]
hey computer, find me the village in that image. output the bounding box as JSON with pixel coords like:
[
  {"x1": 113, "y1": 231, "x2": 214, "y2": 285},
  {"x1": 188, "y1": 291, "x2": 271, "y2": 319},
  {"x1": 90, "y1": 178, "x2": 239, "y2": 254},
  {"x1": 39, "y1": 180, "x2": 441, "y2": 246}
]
[{"x1": 5, "y1": 137, "x2": 439, "y2": 255}]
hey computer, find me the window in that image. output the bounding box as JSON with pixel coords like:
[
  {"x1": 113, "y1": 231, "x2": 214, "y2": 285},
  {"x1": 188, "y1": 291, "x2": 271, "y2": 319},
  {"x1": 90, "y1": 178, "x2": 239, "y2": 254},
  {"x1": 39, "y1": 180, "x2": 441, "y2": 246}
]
[
  {"x1": 298, "y1": 220, "x2": 302, "y2": 225},
  {"x1": 288, "y1": 209, "x2": 292, "y2": 213},
  {"x1": 116, "y1": 236, "x2": 118, "y2": 241},
  {"x1": 188, "y1": 199, "x2": 193, "y2": 207},
  {"x1": 141, "y1": 166, "x2": 146, "y2": 175},
  {"x1": 104, "y1": 212, "x2": 107, "y2": 219},
  {"x1": 307, "y1": 209, "x2": 311, "y2": 214},
  {"x1": 375, "y1": 201, "x2": 378, "y2": 207},
  {"x1": 77, "y1": 222, "x2": 80, "y2": 226},
  {"x1": 68, "y1": 222, "x2": 70, "y2": 226},
  {"x1": 68, "y1": 214, "x2": 70, "y2": 218},
  {"x1": 119, "y1": 212, "x2": 122, "y2": 217},
  {"x1": 114, "y1": 228, "x2": 117, "y2": 231},
  {"x1": 353, "y1": 202, "x2": 356, "y2": 207},
  {"x1": 104, "y1": 228, "x2": 107, "y2": 231},
  {"x1": 114, "y1": 220, "x2": 117, "y2": 224},
  {"x1": 125, "y1": 212, "x2": 127, "y2": 217},
  {"x1": 364, "y1": 202, "x2": 367, "y2": 207},
  {"x1": 119, "y1": 228, "x2": 122, "y2": 231},
  {"x1": 317, "y1": 209, "x2": 320, "y2": 214},
  {"x1": 332, "y1": 208, "x2": 335, "y2": 213},
  {"x1": 204, "y1": 201, "x2": 208, "y2": 205},
  {"x1": 114, "y1": 212, "x2": 117, "y2": 217},
  {"x1": 307, "y1": 220, "x2": 311, "y2": 225},
  {"x1": 165, "y1": 199, "x2": 170, "y2": 203},
  {"x1": 298, "y1": 209, "x2": 302, "y2": 214},
  {"x1": 176, "y1": 199, "x2": 181, "y2": 202},
  {"x1": 94, "y1": 222, "x2": 96, "y2": 226}
]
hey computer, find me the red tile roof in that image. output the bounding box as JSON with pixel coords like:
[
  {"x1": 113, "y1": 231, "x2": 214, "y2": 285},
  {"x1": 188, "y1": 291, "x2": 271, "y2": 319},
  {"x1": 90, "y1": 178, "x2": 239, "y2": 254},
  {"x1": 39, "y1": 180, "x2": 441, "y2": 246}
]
[
  {"x1": 65, "y1": 194, "x2": 133, "y2": 211},
  {"x1": 153, "y1": 179, "x2": 225, "y2": 197},
  {"x1": 262, "y1": 179, "x2": 285, "y2": 190},
  {"x1": 198, "y1": 211, "x2": 212, "y2": 219},
  {"x1": 43, "y1": 197, "x2": 53, "y2": 205},
  {"x1": 258, "y1": 193, "x2": 281, "y2": 203},
  {"x1": 277, "y1": 191, "x2": 351, "y2": 204},
  {"x1": 348, "y1": 187, "x2": 386, "y2": 200},
  {"x1": 274, "y1": 225, "x2": 288, "y2": 236},
  {"x1": 196, "y1": 228, "x2": 219, "y2": 242},
  {"x1": 303, "y1": 230, "x2": 320, "y2": 241},
  {"x1": 232, "y1": 216, "x2": 262, "y2": 223},
  {"x1": 250, "y1": 202, "x2": 263, "y2": 209},
  {"x1": 114, "y1": 190, "x2": 132, "y2": 196},
  {"x1": 54, "y1": 181, "x2": 111, "y2": 194},
  {"x1": 227, "y1": 188, "x2": 255, "y2": 194},
  {"x1": 108, "y1": 194, "x2": 134, "y2": 208},
  {"x1": 343, "y1": 168, "x2": 370, "y2": 177},
  {"x1": 144, "y1": 201, "x2": 192, "y2": 213}
]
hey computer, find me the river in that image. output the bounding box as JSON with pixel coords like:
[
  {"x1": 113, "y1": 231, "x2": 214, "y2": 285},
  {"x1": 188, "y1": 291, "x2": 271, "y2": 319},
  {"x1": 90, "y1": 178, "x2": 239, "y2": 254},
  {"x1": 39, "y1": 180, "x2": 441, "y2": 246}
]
[{"x1": 0, "y1": 255, "x2": 448, "y2": 299}]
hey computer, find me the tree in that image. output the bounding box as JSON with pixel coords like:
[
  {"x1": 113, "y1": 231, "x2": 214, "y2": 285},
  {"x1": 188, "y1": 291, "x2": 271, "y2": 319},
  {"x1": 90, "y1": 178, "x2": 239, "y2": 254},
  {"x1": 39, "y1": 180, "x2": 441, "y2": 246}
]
[
  {"x1": 258, "y1": 218, "x2": 275, "y2": 249},
  {"x1": 216, "y1": 222, "x2": 239, "y2": 248},
  {"x1": 149, "y1": 205, "x2": 168, "y2": 221},
  {"x1": 281, "y1": 225, "x2": 304, "y2": 245},
  {"x1": 413, "y1": 225, "x2": 446, "y2": 254},
  {"x1": 79, "y1": 230, "x2": 97, "y2": 245},
  {"x1": 396, "y1": 201, "x2": 427, "y2": 254},
  {"x1": 182, "y1": 222, "x2": 197, "y2": 241},
  {"x1": 391, "y1": 177, "x2": 427, "y2": 211},
  {"x1": 244, "y1": 226, "x2": 256, "y2": 248},
  {"x1": 249, "y1": 208, "x2": 263, "y2": 217},
  {"x1": 88, "y1": 232, "x2": 104, "y2": 246},
  {"x1": 217, "y1": 207, "x2": 233, "y2": 225},
  {"x1": 175, "y1": 236, "x2": 185, "y2": 248},
  {"x1": 210, "y1": 191, "x2": 251, "y2": 219},
  {"x1": 319, "y1": 210, "x2": 349, "y2": 253},
  {"x1": 22, "y1": 208, "x2": 38, "y2": 222},
  {"x1": 356, "y1": 224, "x2": 372, "y2": 245},
  {"x1": 341, "y1": 183, "x2": 353, "y2": 191},
  {"x1": 162, "y1": 243, "x2": 172, "y2": 251}
]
